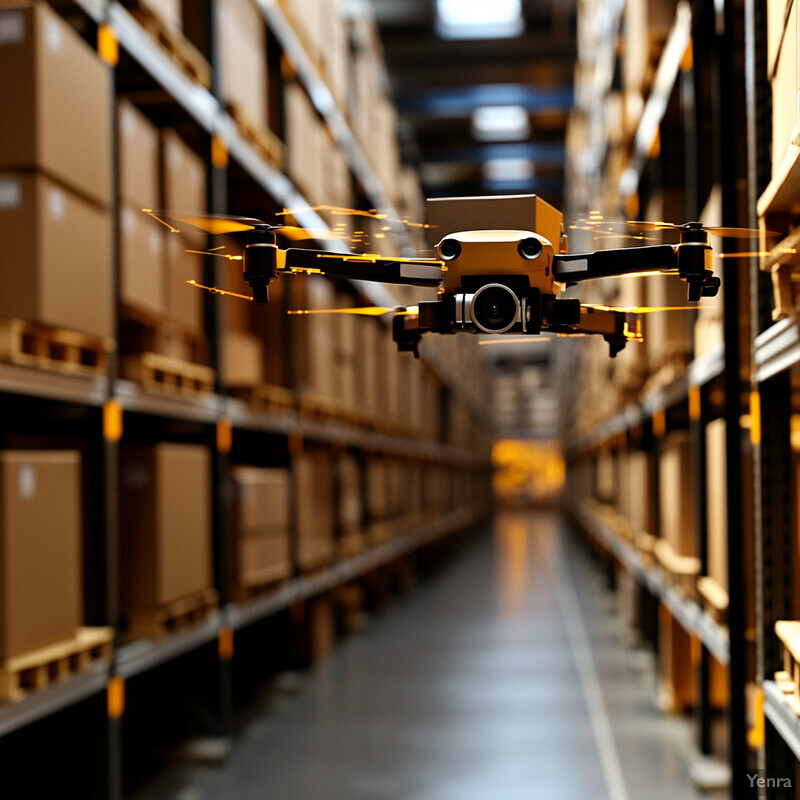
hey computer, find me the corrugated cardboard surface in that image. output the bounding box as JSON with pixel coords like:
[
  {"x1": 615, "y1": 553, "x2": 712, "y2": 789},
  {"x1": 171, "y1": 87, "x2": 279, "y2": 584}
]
[
  {"x1": 289, "y1": 276, "x2": 337, "y2": 397},
  {"x1": 118, "y1": 98, "x2": 160, "y2": 211},
  {"x1": 0, "y1": 172, "x2": 113, "y2": 338},
  {"x1": 120, "y1": 204, "x2": 166, "y2": 317},
  {"x1": 0, "y1": 4, "x2": 112, "y2": 207},
  {"x1": 165, "y1": 232, "x2": 205, "y2": 331},
  {"x1": 294, "y1": 450, "x2": 334, "y2": 569},
  {"x1": 338, "y1": 454, "x2": 363, "y2": 533},
  {"x1": 218, "y1": 0, "x2": 267, "y2": 127},
  {"x1": 659, "y1": 431, "x2": 694, "y2": 557},
  {"x1": 162, "y1": 128, "x2": 206, "y2": 213},
  {"x1": 231, "y1": 466, "x2": 291, "y2": 587},
  {"x1": 121, "y1": 444, "x2": 212, "y2": 608},
  {"x1": 426, "y1": 194, "x2": 563, "y2": 254},
  {"x1": 222, "y1": 329, "x2": 264, "y2": 387},
  {"x1": 705, "y1": 418, "x2": 728, "y2": 590},
  {"x1": 0, "y1": 451, "x2": 82, "y2": 658}
]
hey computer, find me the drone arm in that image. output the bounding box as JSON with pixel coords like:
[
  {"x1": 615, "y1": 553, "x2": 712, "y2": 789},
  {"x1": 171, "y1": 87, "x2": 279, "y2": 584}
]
[
  {"x1": 552, "y1": 244, "x2": 678, "y2": 282},
  {"x1": 280, "y1": 248, "x2": 443, "y2": 288},
  {"x1": 545, "y1": 305, "x2": 638, "y2": 358}
]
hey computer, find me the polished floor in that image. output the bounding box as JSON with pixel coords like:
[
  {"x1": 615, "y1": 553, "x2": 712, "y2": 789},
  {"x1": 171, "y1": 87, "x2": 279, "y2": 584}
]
[{"x1": 133, "y1": 512, "x2": 718, "y2": 800}]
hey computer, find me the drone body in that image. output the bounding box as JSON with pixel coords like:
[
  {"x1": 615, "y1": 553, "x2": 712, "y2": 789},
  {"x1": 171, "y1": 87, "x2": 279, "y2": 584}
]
[{"x1": 146, "y1": 194, "x2": 729, "y2": 358}]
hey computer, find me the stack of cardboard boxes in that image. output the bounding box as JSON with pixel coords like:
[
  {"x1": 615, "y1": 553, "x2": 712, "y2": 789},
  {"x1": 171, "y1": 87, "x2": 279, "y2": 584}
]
[{"x1": 0, "y1": 4, "x2": 113, "y2": 342}]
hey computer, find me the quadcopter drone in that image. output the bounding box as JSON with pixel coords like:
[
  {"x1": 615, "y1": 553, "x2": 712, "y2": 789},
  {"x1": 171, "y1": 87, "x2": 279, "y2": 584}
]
[{"x1": 145, "y1": 195, "x2": 766, "y2": 358}]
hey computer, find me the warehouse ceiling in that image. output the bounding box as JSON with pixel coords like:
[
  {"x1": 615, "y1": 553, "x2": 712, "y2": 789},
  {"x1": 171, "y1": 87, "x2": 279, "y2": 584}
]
[{"x1": 365, "y1": 0, "x2": 577, "y2": 208}]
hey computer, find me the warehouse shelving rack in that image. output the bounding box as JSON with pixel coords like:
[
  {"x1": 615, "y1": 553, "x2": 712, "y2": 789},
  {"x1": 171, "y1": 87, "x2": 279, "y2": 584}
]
[
  {"x1": 0, "y1": 2, "x2": 491, "y2": 798},
  {"x1": 564, "y1": 0, "x2": 763, "y2": 797}
]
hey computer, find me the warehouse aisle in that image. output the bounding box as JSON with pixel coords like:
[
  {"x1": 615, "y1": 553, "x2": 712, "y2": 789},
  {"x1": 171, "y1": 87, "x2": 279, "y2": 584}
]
[{"x1": 133, "y1": 512, "x2": 711, "y2": 800}]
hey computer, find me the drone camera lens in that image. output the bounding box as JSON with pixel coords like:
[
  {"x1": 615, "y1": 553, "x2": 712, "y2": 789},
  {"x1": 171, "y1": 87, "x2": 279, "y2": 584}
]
[
  {"x1": 469, "y1": 284, "x2": 519, "y2": 334},
  {"x1": 439, "y1": 239, "x2": 462, "y2": 260},
  {"x1": 518, "y1": 238, "x2": 543, "y2": 260}
]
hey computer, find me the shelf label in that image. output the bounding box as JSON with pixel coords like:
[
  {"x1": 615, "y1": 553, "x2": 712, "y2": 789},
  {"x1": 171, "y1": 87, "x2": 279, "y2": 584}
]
[
  {"x1": 103, "y1": 400, "x2": 123, "y2": 443},
  {"x1": 98, "y1": 24, "x2": 118, "y2": 68},
  {"x1": 107, "y1": 676, "x2": 125, "y2": 719},
  {"x1": 218, "y1": 627, "x2": 234, "y2": 662},
  {"x1": 749, "y1": 391, "x2": 761, "y2": 446},
  {"x1": 747, "y1": 686, "x2": 765, "y2": 750},
  {"x1": 689, "y1": 385, "x2": 701, "y2": 422},
  {"x1": 211, "y1": 135, "x2": 229, "y2": 170},
  {"x1": 216, "y1": 418, "x2": 233, "y2": 453},
  {"x1": 652, "y1": 408, "x2": 666, "y2": 438}
]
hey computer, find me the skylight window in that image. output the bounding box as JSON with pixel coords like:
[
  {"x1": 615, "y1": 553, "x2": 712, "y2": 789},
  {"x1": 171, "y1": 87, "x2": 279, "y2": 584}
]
[
  {"x1": 483, "y1": 158, "x2": 535, "y2": 184},
  {"x1": 471, "y1": 106, "x2": 531, "y2": 142},
  {"x1": 436, "y1": 0, "x2": 524, "y2": 39}
]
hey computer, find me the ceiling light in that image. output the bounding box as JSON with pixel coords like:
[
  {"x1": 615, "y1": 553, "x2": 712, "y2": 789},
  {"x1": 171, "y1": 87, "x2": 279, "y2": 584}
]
[
  {"x1": 471, "y1": 106, "x2": 530, "y2": 142},
  {"x1": 436, "y1": 0, "x2": 524, "y2": 39},
  {"x1": 483, "y1": 158, "x2": 535, "y2": 183}
]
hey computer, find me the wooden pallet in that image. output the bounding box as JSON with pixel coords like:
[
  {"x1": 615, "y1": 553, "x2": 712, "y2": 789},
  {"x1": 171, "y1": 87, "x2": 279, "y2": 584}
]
[
  {"x1": 126, "y1": 588, "x2": 218, "y2": 638},
  {"x1": 129, "y1": 6, "x2": 211, "y2": 89},
  {"x1": 229, "y1": 383, "x2": 297, "y2": 414},
  {"x1": 697, "y1": 575, "x2": 729, "y2": 626},
  {"x1": 227, "y1": 104, "x2": 285, "y2": 171},
  {"x1": 775, "y1": 621, "x2": 800, "y2": 713},
  {"x1": 120, "y1": 308, "x2": 209, "y2": 366},
  {"x1": 122, "y1": 351, "x2": 215, "y2": 395},
  {"x1": 338, "y1": 530, "x2": 367, "y2": 559},
  {"x1": 231, "y1": 562, "x2": 292, "y2": 602},
  {"x1": 0, "y1": 627, "x2": 113, "y2": 703},
  {"x1": 297, "y1": 391, "x2": 349, "y2": 423},
  {"x1": 654, "y1": 539, "x2": 700, "y2": 599},
  {"x1": 0, "y1": 319, "x2": 110, "y2": 377}
]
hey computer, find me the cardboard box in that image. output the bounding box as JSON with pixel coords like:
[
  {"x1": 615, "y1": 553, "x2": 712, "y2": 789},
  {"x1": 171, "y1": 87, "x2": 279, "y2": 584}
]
[
  {"x1": 118, "y1": 98, "x2": 160, "y2": 210},
  {"x1": 338, "y1": 454, "x2": 363, "y2": 535},
  {"x1": 222, "y1": 328, "x2": 264, "y2": 387},
  {"x1": 0, "y1": 4, "x2": 112, "y2": 207},
  {"x1": 0, "y1": 451, "x2": 82, "y2": 658},
  {"x1": 770, "y1": 0, "x2": 798, "y2": 177},
  {"x1": 121, "y1": 444, "x2": 212, "y2": 608},
  {"x1": 706, "y1": 418, "x2": 727, "y2": 590},
  {"x1": 288, "y1": 275, "x2": 337, "y2": 397},
  {"x1": 625, "y1": 450, "x2": 651, "y2": 535},
  {"x1": 659, "y1": 431, "x2": 694, "y2": 557},
  {"x1": 285, "y1": 82, "x2": 322, "y2": 200},
  {"x1": 217, "y1": 0, "x2": 267, "y2": 127},
  {"x1": 644, "y1": 273, "x2": 694, "y2": 366},
  {"x1": 231, "y1": 467, "x2": 291, "y2": 588},
  {"x1": 165, "y1": 232, "x2": 205, "y2": 331},
  {"x1": 120, "y1": 204, "x2": 165, "y2": 317},
  {"x1": 0, "y1": 172, "x2": 113, "y2": 338},
  {"x1": 426, "y1": 194, "x2": 563, "y2": 256},
  {"x1": 161, "y1": 128, "x2": 206, "y2": 214},
  {"x1": 294, "y1": 450, "x2": 334, "y2": 570}
]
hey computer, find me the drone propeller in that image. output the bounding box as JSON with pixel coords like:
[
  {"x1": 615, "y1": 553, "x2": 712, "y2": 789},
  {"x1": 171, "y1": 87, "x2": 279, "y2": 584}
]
[
  {"x1": 583, "y1": 304, "x2": 704, "y2": 313},
  {"x1": 287, "y1": 306, "x2": 417, "y2": 317},
  {"x1": 143, "y1": 209, "x2": 342, "y2": 241},
  {"x1": 623, "y1": 220, "x2": 779, "y2": 239}
]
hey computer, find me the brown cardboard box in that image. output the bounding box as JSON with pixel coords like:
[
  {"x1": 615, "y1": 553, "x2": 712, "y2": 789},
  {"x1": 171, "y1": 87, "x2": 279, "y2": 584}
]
[
  {"x1": 285, "y1": 82, "x2": 322, "y2": 200},
  {"x1": 165, "y1": 233, "x2": 205, "y2": 331},
  {"x1": 366, "y1": 458, "x2": 388, "y2": 522},
  {"x1": 0, "y1": 172, "x2": 113, "y2": 338},
  {"x1": 120, "y1": 204, "x2": 166, "y2": 317},
  {"x1": 294, "y1": 450, "x2": 334, "y2": 570},
  {"x1": 625, "y1": 450, "x2": 651, "y2": 535},
  {"x1": 121, "y1": 444, "x2": 212, "y2": 608},
  {"x1": 338, "y1": 454, "x2": 363, "y2": 535},
  {"x1": 222, "y1": 328, "x2": 264, "y2": 387},
  {"x1": 288, "y1": 275, "x2": 337, "y2": 397},
  {"x1": 705, "y1": 418, "x2": 728, "y2": 590},
  {"x1": 162, "y1": 128, "x2": 206, "y2": 213},
  {"x1": 231, "y1": 467, "x2": 291, "y2": 588},
  {"x1": 0, "y1": 451, "x2": 82, "y2": 658},
  {"x1": 645, "y1": 273, "x2": 694, "y2": 366},
  {"x1": 770, "y1": 0, "x2": 798, "y2": 177},
  {"x1": 118, "y1": 98, "x2": 160, "y2": 210},
  {"x1": 0, "y1": 4, "x2": 112, "y2": 207},
  {"x1": 426, "y1": 194, "x2": 563, "y2": 256},
  {"x1": 659, "y1": 431, "x2": 694, "y2": 556},
  {"x1": 218, "y1": 0, "x2": 268, "y2": 127}
]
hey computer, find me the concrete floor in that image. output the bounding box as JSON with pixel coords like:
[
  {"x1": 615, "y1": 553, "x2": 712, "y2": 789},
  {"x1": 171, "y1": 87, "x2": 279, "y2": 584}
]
[{"x1": 132, "y1": 511, "x2": 721, "y2": 800}]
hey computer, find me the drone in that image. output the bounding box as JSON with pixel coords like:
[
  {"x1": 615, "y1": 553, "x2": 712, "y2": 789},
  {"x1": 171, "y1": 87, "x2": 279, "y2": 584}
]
[{"x1": 144, "y1": 195, "x2": 767, "y2": 358}]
